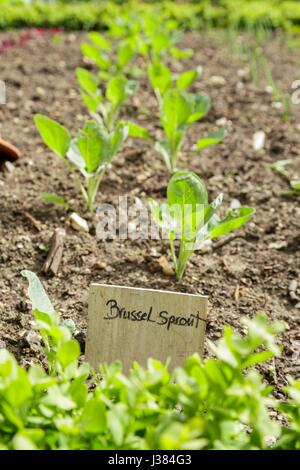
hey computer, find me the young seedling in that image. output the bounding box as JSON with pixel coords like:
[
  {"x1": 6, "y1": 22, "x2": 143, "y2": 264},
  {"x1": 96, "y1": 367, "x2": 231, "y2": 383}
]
[
  {"x1": 149, "y1": 171, "x2": 255, "y2": 281},
  {"x1": 34, "y1": 115, "x2": 128, "y2": 212},
  {"x1": 76, "y1": 68, "x2": 138, "y2": 131},
  {"x1": 80, "y1": 32, "x2": 137, "y2": 80},
  {"x1": 155, "y1": 88, "x2": 225, "y2": 172},
  {"x1": 148, "y1": 59, "x2": 202, "y2": 102},
  {"x1": 140, "y1": 9, "x2": 193, "y2": 62}
]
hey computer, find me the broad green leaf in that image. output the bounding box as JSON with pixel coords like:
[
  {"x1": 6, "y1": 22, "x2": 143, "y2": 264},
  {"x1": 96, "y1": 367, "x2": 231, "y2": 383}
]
[
  {"x1": 176, "y1": 67, "x2": 202, "y2": 91},
  {"x1": 117, "y1": 40, "x2": 135, "y2": 68},
  {"x1": 242, "y1": 350, "x2": 275, "y2": 368},
  {"x1": 208, "y1": 207, "x2": 255, "y2": 239},
  {"x1": 81, "y1": 398, "x2": 106, "y2": 433},
  {"x1": 106, "y1": 77, "x2": 137, "y2": 108},
  {"x1": 21, "y1": 270, "x2": 55, "y2": 316},
  {"x1": 107, "y1": 404, "x2": 128, "y2": 446},
  {"x1": 34, "y1": 114, "x2": 71, "y2": 159},
  {"x1": 167, "y1": 171, "x2": 208, "y2": 207},
  {"x1": 187, "y1": 94, "x2": 211, "y2": 123},
  {"x1": 81, "y1": 91, "x2": 102, "y2": 113},
  {"x1": 28, "y1": 364, "x2": 57, "y2": 390},
  {"x1": 41, "y1": 193, "x2": 69, "y2": 209},
  {"x1": 109, "y1": 124, "x2": 128, "y2": 158},
  {"x1": 148, "y1": 61, "x2": 172, "y2": 96},
  {"x1": 119, "y1": 121, "x2": 151, "y2": 140},
  {"x1": 197, "y1": 129, "x2": 226, "y2": 150},
  {"x1": 80, "y1": 43, "x2": 110, "y2": 70},
  {"x1": 43, "y1": 385, "x2": 76, "y2": 410},
  {"x1": 76, "y1": 67, "x2": 99, "y2": 96},
  {"x1": 77, "y1": 121, "x2": 107, "y2": 173},
  {"x1": 161, "y1": 89, "x2": 191, "y2": 139},
  {"x1": 88, "y1": 32, "x2": 111, "y2": 50},
  {"x1": 57, "y1": 340, "x2": 80, "y2": 368}
]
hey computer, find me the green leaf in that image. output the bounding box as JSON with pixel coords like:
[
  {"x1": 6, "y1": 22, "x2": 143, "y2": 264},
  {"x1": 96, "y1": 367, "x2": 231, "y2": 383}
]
[
  {"x1": 88, "y1": 32, "x2": 111, "y2": 50},
  {"x1": 117, "y1": 40, "x2": 135, "y2": 68},
  {"x1": 197, "y1": 129, "x2": 226, "y2": 150},
  {"x1": 81, "y1": 91, "x2": 102, "y2": 113},
  {"x1": 77, "y1": 121, "x2": 107, "y2": 173},
  {"x1": 187, "y1": 94, "x2": 211, "y2": 123},
  {"x1": 148, "y1": 61, "x2": 172, "y2": 96},
  {"x1": 41, "y1": 193, "x2": 69, "y2": 209},
  {"x1": 57, "y1": 340, "x2": 80, "y2": 367},
  {"x1": 208, "y1": 207, "x2": 255, "y2": 239},
  {"x1": 34, "y1": 114, "x2": 71, "y2": 159},
  {"x1": 106, "y1": 76, "x2": 138, "y2": 108},
  {"x1": 161, "y1": 89, "x2": 191, "y2": 139},
  {"x1": 80, "y1": 43, "x2": 110, "y2": 70},
  {"x1": 110, "y1": 123, "x2": 128, "y2": 158},
  {"x1": 80, "y1": 398, "x2": 106, "y2": 434},
  {"x1": 21, "y1": 270, "x2": 55, "y2": 316},
  {"x1": 176, "y1": 67, "x2": 202, "y2": 91},
  {"x1": 76, "y1": 67, "x2": 99, "y2": 96},
  {"x1": 167, "y1": 171, "x2": 208, "y2": 207},
  {"x1": 119, "y1": 121, "x2": 151, "y2": 140}
]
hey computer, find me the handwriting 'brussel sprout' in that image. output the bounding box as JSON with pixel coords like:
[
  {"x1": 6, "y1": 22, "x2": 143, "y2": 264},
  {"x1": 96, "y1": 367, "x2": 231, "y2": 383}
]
[
  {"x1": 149, "y1": 171, "x2": 255, "y2": 280},
  {"x1": 34, "y1": 115, "x2": 128, "y2": 212}
]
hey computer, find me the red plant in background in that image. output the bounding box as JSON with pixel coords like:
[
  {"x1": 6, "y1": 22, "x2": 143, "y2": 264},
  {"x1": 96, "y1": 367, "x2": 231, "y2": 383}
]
[{"x1": 0, "y1": 28, "x2": 62, "y2": 53}]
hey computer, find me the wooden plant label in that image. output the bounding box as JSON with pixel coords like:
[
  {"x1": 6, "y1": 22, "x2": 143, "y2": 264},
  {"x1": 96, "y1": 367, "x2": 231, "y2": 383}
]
[{"x1": 85, "y1": 284, "x2": 208, "y2": 371}]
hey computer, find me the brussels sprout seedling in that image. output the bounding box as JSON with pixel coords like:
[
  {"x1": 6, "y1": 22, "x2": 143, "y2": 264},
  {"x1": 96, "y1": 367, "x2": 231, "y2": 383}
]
[
  {"x1": 148, "y1": 60, "x2": 202, "y2": 102},
  {"x1": 156, "y1": 88, "x2": 224, "y2": 172},
  {"x1": 81, "y1": 32, "x2": 137, "y2": 79},
  {"x1": 76, "y1": 68, "x2": 138, "y2": 132},
  {"x1": 34, "y1": 115, "x2": 128, "y2": 212},
  {"x1": 149, "y1": 171, "x2": 255, "y2": 280}
]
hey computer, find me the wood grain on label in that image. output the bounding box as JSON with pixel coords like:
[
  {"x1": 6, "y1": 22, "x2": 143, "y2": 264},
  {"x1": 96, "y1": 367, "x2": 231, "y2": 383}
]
[{"x1": 85, "y1": 284, "x2": 208, "y2": 371}]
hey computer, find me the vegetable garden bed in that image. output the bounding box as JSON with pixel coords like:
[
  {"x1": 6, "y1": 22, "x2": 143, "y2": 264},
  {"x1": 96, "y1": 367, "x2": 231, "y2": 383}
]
[{"x1": 0, "y1": 28, "x2": 299, "y2": 394}]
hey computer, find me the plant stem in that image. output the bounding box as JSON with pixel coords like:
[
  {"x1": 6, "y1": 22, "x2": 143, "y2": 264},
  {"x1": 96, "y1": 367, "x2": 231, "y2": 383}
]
[
  {"x1": 176, "y1": 243, "x2": 191, "y2": 281},
  {"x1": 63, "y1": 159, "x2": 88, "y2": 204},
  {"x1": 169, "y1": 239, "x2": 177, "y2": 272},
  {"x1": 87, "y1": 169, "x2": 105, "y2": 212}
]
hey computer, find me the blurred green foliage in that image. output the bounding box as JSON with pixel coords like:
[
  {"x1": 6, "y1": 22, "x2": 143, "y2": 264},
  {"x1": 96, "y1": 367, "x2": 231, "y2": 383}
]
[{"x1": 1, "y1": 0, "x2": 300, "y2": 32}]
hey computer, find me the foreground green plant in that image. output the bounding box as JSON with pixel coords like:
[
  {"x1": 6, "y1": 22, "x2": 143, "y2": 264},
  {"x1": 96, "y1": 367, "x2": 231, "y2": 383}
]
[
  {"x1": 0, "y1": 270, "x2": 299, "y2": 449},
  {"x1": 149, "y1": 171, "x2": 255, "y2": 280},
  {"x1": 34, "y1": 115, "x2": 128, "y2": 212}
]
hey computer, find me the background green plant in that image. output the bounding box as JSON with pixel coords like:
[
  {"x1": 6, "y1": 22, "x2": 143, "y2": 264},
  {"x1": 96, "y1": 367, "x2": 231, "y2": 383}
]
[{"x1": 1, "y1": 1, "x2": 300, "y2": 32}]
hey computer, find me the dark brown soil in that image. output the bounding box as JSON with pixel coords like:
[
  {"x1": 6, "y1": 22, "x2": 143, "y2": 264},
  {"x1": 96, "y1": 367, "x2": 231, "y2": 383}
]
[{"x1": 0, "y1": 31, "x2": 299, "y2": 392}]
